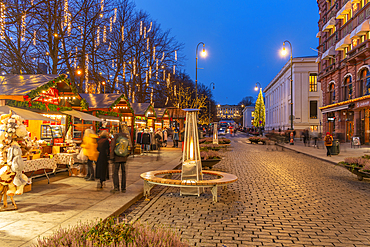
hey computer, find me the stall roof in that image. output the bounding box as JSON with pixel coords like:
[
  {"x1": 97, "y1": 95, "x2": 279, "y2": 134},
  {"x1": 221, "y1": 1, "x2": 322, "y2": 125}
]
[
  {"x1": 154, "y1": 108, "x2": 167, "y2": 118},
  {"x1": 131, "y1": 103, "x2": 151, "y2": 115},
  {"x1": 61, "y1": 109, "x2": 103, "y2": 122},
  {"x1": 79, "y1": 93, "x2": 123, "y2": 109},
  {"x1": 167, "y1": 107, "x2": 186, "y2": 119},
  {"x1": 0, "y1": 74, "x2": 59, "y2": 95},
  {"x1": 0, "y1": 106, "x2": 57, "y2": 121}
]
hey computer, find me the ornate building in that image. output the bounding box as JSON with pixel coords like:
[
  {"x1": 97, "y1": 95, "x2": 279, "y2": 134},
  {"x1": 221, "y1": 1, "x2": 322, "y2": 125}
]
[
  {"x1": 216, "y1": 104, "x2": 243, "y2": 121},
  {"x1": 318, "y1": 0, "x2": 370, "y2": 143}
]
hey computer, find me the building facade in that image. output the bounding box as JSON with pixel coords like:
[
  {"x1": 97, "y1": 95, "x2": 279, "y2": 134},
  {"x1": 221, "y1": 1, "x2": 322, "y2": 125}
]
[
  {"x1": 317, "y1": 0, "x2": 370, "y2": 143},
  {"x1": 264, "y1": 56, "x2": 322, "y2": 133},
  {"x1": 216, "y1": 104, "x2": 243, "y2": 121},
  {"x1": 242, "y1": 106, "x2": 255, "y2": 128}
]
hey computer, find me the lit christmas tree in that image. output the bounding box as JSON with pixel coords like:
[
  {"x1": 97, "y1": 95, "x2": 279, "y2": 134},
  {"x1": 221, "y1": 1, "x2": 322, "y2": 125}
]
[{"x1": 253, "y1": 88, "x2": 265, "y2": 128}]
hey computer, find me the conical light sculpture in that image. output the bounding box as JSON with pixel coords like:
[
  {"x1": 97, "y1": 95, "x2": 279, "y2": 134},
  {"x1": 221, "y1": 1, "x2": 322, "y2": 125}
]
[
  {"x1": 213, "y1": 122, "x2": 218, "y2": 144},
  {"x1": 181, "y1": 109, "x2": 203, "y2": 196}
]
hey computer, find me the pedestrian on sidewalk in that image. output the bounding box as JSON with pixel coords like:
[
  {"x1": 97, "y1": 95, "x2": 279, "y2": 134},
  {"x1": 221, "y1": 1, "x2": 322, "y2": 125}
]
[
  {"x1": 110, "y1": 125, "x2": 132, "y2": 193},
  {"x1": 163, "y1": 128, "x2": 168, "y2": 147},
  {"x1": 95, "y1": 130, "x2": 110, "y2": 189},
  {"x1": 81, "y1": 129, "x2": 99, "y2": 181},
  {"x1": 324, "y1": 132, "x2": 333, "y2": 157},
  {"x1": 173, "y1": 128, "x2": 179, "y2": 148}
]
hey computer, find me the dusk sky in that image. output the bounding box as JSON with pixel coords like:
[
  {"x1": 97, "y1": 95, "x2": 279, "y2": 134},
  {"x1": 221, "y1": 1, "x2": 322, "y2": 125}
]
[{"x1": 134, "y1": 1, "x2": 319, "y2": 105}]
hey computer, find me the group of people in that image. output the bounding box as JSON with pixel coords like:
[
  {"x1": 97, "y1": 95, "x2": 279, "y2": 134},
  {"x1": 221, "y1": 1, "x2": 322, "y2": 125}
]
[{"x1": 81, "y1": 125, "x2": 131, "y2": 193}]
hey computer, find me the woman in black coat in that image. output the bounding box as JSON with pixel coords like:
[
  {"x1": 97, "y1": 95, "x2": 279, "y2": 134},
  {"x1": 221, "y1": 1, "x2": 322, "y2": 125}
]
[{"x1": 95, "y1": 130, "x2": 110, "y2": 188}]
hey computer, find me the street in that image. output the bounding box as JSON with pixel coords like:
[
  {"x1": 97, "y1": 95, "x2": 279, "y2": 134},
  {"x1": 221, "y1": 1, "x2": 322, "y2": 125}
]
[{"x1": 124, "y1": 133, "x2": 370, "y2": 246}]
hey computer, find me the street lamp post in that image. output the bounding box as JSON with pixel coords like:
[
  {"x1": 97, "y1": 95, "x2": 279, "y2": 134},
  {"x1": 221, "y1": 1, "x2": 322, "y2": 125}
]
[
  {"x1": 281, "y1": 40, "x2": 294, "y2": 145},
  {"x1": 254, "y1": 82, "x2": 262, "y2": 132},
  {"x1": 209, "y1": 82, "x2": 215, "y2": 124},
  {"x1": 196, "y1": 42, "x2": 206, "y2": 104}
]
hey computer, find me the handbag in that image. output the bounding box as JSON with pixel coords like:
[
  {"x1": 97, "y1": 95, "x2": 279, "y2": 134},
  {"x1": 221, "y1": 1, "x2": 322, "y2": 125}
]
[{"x1": 77, "y1": 148, "x2": 88, "y2": 162}]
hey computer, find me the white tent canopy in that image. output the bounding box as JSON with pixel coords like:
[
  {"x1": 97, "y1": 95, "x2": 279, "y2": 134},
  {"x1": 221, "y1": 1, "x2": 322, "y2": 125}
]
[
  {"x1": 62, "y1": 109, "x2": 103, "y2": 122},
  {"x1": 0, "y1": 106, "x2": 57, "y2": 121}
]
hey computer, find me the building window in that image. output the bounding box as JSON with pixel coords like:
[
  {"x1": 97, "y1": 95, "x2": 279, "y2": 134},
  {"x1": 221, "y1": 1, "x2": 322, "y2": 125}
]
[
  {"x1": 344, "y1": 76, "x2": 353, "y2": 100},
  {"x1": 309, "y1": 73, "x2": 318, "y2": 92},
  {"x1": 329, "y1": 83, "x2": 335, "y2": 104},
  {"x1": 310, "y1": 101, "x2": 318, "y2": 119},
  {"x1": 310, "y1": 125, "x2": 318, "y2": 132},
  {"x1": 360, "y1": 68, "x2": 370, "y2": 96}
]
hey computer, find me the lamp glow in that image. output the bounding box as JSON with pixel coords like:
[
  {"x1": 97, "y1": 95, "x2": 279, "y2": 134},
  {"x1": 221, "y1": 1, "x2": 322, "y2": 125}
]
[
  {"x1": 201, "y1": 48, "x2": 207, "y2": 57},
  {"x1": 254, "y1": 86, "x2": 258, "y2": 91},
  {"x1": 281, "y1": 43, "x2": 288, "y2": 56}
]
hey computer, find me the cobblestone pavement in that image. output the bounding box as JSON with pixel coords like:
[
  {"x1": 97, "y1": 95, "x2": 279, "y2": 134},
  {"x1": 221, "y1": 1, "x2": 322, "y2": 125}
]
[{"x1": 124, "y1": 135, "x2": 370, "y2": 246}]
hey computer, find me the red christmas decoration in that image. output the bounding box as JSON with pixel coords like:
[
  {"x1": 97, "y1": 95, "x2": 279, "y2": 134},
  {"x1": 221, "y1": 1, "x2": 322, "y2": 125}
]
[
  {"x1": 28, "y1": 102, "x2": 32, "y2": 107},
  {"x1": 57, "y1": 107, "x2": 60, "y2": 111}
]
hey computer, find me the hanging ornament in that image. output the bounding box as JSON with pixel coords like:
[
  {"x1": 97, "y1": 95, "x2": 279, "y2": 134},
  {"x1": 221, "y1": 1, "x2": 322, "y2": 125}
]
[
  {"x1": 140, "y1": 21, "x2": 142, "y2": 35},
  {"x1": 175, "y1": 50, "x2": 177, "y2": 61},
  {"x1": 96, "y1": 26, "x2": 100, "y2": 46},
  {"x1": 113, "y1": 8, "x2": 117, "y2": 23},
  {"x1": 147, "y1": 38, "x2": 149, "y2": 50},
  {"x1": 33, "y1": 30, "x2": 36, "y2": 45},
  {"x1": 0, "y1": 2, "x2": 5, "y2": 39},
  {"x1": 121, "y1": 26, "x2": 124, "y2": 41},
  {"x1": 147, "y1": 22, "x2": 152, "y2": 32},
  {"x1": 173, "y1": 65, "x2": 175, "y2": 75},
  {"x1": 85, "y1": 54, "x2": 89, "y2": 93},
  {"x1": 110, "y1": 17, "x2": 112, "y2": 32},
  {"x1": 21, "y1": 12, "x2": 26, "y2": 42}
]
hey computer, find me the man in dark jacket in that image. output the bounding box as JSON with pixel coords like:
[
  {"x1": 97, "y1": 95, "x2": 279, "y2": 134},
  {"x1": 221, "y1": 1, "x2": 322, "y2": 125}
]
[{"x1": 110, "y1": 128, "x2": 132, "y2": 193}]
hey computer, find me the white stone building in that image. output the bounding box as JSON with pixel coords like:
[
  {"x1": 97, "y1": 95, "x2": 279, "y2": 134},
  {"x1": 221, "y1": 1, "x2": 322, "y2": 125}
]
[
  {"x1": 242, "y1": 106, "x2": 255, "y2": 129},
  {"x1": 264, "y1": 56, "x2": 322, "y2": 133}
]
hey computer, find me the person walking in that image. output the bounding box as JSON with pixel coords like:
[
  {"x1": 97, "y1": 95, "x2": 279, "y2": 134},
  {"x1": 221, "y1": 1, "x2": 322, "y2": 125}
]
[
  {"x1": 95, "y1": 130, "x2": 110, "y2": 188},
  {"x1": 81, "y1": 129, "x2": 99, "y2": 181},
  {"x1": 162, "y1": 128, "x2": 168, "y2": 147},
  {"x1": 110, "y1": 126, "x2": 132, "y2": 193},
  {"x1": 173, "y1": 128, "x2": 179, "y2": 148},
  {"x1": 324, "y1": 132, "x2": 333, "y2": 157}
]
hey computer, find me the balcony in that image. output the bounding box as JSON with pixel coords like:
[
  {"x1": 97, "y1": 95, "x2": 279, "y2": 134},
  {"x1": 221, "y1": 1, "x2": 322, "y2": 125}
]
[{"x1": 347, "y1": 39, "x2": 370, "y2": 62}]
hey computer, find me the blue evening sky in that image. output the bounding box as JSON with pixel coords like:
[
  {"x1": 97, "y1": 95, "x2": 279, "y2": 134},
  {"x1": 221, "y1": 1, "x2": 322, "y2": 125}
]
[{"x1": 133, "y1": 0, "x2": 319, "y2": 105}]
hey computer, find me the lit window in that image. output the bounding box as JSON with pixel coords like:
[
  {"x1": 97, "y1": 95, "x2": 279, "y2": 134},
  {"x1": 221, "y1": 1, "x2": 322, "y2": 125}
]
[
  {"x1": 309, "y1": 73, "x2": 318, "y2": 92},
  {"x1": 329, "y1": 83, "x2": 335, "y2": 104},
  {"x1": 310, "y1": 101, "x2": 318, "y2": 119},
  {"x1": 344, "y1": 76, "x2": 353, "y2": 100}
]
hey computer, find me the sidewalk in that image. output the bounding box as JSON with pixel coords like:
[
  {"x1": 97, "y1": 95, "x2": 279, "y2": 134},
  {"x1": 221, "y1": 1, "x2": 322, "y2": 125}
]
[
  {"x1": 277, "y1": 139, "x2": 370, "y2": 165},
  {"x1": 0, "y1": 146, "x2": 182, "y2": 247}
]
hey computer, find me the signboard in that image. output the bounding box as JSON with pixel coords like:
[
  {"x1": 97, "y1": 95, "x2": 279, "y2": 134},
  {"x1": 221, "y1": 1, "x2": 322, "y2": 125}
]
[{"x1": 352, "y1": 137, "x2": 360, "y2": 146}]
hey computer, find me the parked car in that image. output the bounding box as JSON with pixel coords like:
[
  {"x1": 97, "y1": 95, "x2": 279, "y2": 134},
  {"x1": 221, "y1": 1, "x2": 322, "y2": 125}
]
[{"x1": 218, "y1": 128, "x2": 226, "y2": 136}]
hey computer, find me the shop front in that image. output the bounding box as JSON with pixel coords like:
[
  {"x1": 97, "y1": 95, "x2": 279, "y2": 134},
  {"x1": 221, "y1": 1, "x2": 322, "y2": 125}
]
[{"x1": 154, "y1": 108, "x2": 170, "y2": 131}]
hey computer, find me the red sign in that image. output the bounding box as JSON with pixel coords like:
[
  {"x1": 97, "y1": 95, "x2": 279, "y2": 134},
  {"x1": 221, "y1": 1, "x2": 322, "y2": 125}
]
[{"x1": 35, "y1": 88, "x2": 59, "y2": 105}]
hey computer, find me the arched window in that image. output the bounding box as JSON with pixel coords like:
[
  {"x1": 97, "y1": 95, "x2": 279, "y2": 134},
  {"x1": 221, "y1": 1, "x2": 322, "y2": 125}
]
[
  {"x1": 343, "y1": 76, "x2": 352, "y2": 100},
  {"x1": 329, "y1": 83, "x2": 335, "y2": 104},
  {"x1": 359, "y1": 69, "x2": 370, "y2": 96}
]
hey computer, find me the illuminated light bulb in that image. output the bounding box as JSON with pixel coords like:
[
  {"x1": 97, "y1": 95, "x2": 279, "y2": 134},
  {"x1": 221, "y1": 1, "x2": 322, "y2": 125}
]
[
  {"x1": 96, "y1": 27, "x2": 100, "y2": 46},
  {"x1": 103, "y1": 26, "x2": 106, "y2": 43},
  {"x1": 121, "y1": 26, "x2": 124, "y2": 41},
  {"x1": 153, "y1": 46, "x2": 156, "y2": 60},
  {"x1": 201, "y1": 48, "x2": 207, "y2": 57},
  {"x1": 175, "y1": 50, "x2": 177, "y2": 61},
  {"x1": 33, "y1": 30, "x2": 36, "y2": 45},
  {"x1": 113, "y1": 8, "x2": 117, "y2": 23},
  {"x1": 110, "y1": 17, "x2": 112, "y2": 32},
  {"x1": 21, "y1": 13, "x2": 26, "y2": 41},
  {"x1": 0, "y1": 3, "x2": 5, "y2": 40}
]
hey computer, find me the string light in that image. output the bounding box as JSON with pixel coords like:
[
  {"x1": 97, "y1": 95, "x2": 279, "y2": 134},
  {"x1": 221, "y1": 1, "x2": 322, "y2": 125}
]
[
  {"x1": 80, "y1": 26, "x2": 83, "y2": 39},
  {"x1": 156, "y1": 59, "x2": 158, "y2": 79},
  {"x1": 85, "y1": 54, "x2": 89, "y2": 93},
  {"x1": 161, "y1": 52, "x2": 164, "y2": 61},
  {"x1": 173, "y1": 65, "x2": 175, "y2": 75},
  {"x1": 150, "y1": 87, "x2": 153, "y2": 104},
  {"x1": 96, "y1": 26, "x2": 100, "y2": 46},
  {"x1": 63, "y1": 0, "x2": 68, "y2": 27},
  {"x1": 174, "y1": 85, "x2": 176, "y2": 96},
  {"x1": 21, "y1": 13, "x2": 26, "y2": 42},
  {"x1": 129, "y1": 85, "x2": 131, "y2": 100},
  {"x1": 110, "y1": 17, "x2": 112, "y2": 32},
  {"x1": 163, "y1": 69, "x2": 165, "y2": 81},
  {"x1": 67, "y1": 13, "x2": 71, "y2": 36},
  {"x1": 123, "y1": 62, "x2": 126, "y2": 81},
  {"x1": 100, "y1": 0, "x2": 104, "y2": 12},
  {"x1": 112, "y1": 59, "x2": 114, "y2": 68},
  {"x1": 113, "y1": 8, "x2": 117, "y2": 23},
  {"x1": 147, "y1": 38, "x2": 149, "y2": 50},
  {"x1": 108, "y1": 42, "x2": 111, "y2": 51},
  {"x1": 153, "y1": 46, "x2": 155, "y2": 60},
  {"x1": 132, "y1": 91, "x2": 135, "y2": 103},
  {"x1": 33, "y1": 30, "x2": 36, "y2": 45},
  {"x1": 103, "y1": 26, "x2": 106, "y2": 42},
  {"x1": 175, "y1": 50, "x2": 177, "y2": 61},
  {"x1": 146, "y1": 71, "x2": 148, "y2": 84},
  {"x1": 0, "y1": 2, "x2": 4, "y2": 39},
  {"x1": 165, "y1": 96, "x2": 168, "y2": 105},
  {"x1": 121, "y1": 26, "x2": 124, "y2": 41},
  {"x1": 133, "y1": 58, "x2": 136, "y2": 75},
  {"x1": 74, "y1": 46, "x2": 77, "y2": 69},
  {"x1": 144, "y1": 26, "x2": 146, "y2": 38},
  {"x1": 140, "y1": 21, "x2": 142, "y2": 35},
  {"x1": 149, "y1": 66, "x2": 152, "y2": 79},
  {"x1": 147, "y1": 22, "x2": 152, "y2": 32}
]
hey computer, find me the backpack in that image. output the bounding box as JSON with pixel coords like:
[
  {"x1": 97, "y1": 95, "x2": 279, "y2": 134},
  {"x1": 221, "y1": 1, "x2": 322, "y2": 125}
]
[{"x1": 114, "y1": 135, "x2": 130, "y2": 157}]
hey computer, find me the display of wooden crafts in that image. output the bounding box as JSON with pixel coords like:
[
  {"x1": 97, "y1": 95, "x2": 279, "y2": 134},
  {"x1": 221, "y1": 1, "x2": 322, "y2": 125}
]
[{"x1": 0, "y1": 110, "x2": 30, "y2": 211}]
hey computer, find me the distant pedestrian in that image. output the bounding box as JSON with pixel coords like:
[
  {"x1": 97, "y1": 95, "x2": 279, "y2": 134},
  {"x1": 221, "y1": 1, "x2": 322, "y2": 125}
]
[
  {"x1": 163, "y1": 128, "x2": 168, "y2": 147},
  {"x1": 95, "y1": 130, "x2": 110, "y2": 188},
  {"x1": 81, "y1": 129, "x2": 99, "y2": 181},
  {"x1": 173, "y1": 128, "x2": 179, "y2": 148},
  {"x1": 324, "y1": 132, "x2": 333, "y2": 157},
  {"x1": 110, "y1": 125, "x2": 132, "y2": 193}
]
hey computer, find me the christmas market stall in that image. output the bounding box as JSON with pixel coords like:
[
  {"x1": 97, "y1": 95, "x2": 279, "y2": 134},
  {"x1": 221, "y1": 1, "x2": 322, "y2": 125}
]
[
  {"x1": 154, "y1": 108, "x2": 170, "y2": 131},
  {"x1": 79, "y1": 93, "x2": 134, "y2": 140}
]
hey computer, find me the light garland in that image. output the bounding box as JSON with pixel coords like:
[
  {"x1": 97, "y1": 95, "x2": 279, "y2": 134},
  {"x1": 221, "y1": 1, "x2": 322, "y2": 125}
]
[
  {"x1": 123, "y1": 62, "x2": 126, "y2": 81},
  {"x1": 132, "y1": 91, "x2": 135, "y2": 103},
  {"x1": 147, "y1": 22, "x2": 152, "y2": 32},
  {"x1": 103, "y1": 26, "x2": 106, "y2": 43},
  {"x1": 153, "y1": 46, "x2": 155, "y2": 60},
  {"x1": 98, "y1": 82, "x2": 101, "y2": 93},
  {"x1": 146, "y1": 71, "x2": 148, "y2": 84},
  {"x1": 173, "y1": 65, "x2": 175, "y2": 75},
  {"x1": 112, "y1": 59, "x2": 114, "y2": 68},
  {"x1": 140, "y1": 21, "x2": 142, "y2": 35},
  {"x1": 121, "y1": 26, "x2": 124, "y2": 41},
  {"x1": 167, "y1": 74, "x2": 170, "y2": 88},
  {"x1": 85, "y1": 54, "x2": 89, "y2": 93},
  {"x1": 175, "y1": 50, "x2": 177, "y2": 61},
  {"x1": 110, "y1": 17, "x2": 112, "y2": 32},
  {"x1": 80, "y1": 26, "x2": 83, "y2": 39},
  {"x1": 108, "y1": 42, "x2": 111, "y2": 51},
  {"x1": 33, "y1": 30, "x2": 36, "y2": 45},
  {"x1": 96, "y1": 26, "x2": 100, "y2": 46},
  {"x1": 163, "y1": 69, "x2": 165, "y2": 80},
  {"x1": 21, "y1": 12, "x2": 26, "y2": 42},
  {"x1": 133, "y1": 58, "x2": 136, "y2": 75},
  {"x1": 128, "y1": 85, "x2": 131, "y2": 100},
  {"x1": 64, "y1": 0, "x2": 68, "y2": 28},
  {"x1": 74, "y1": 46, "x2": 77, "y2": 69},
  {"x1": 156, "y1": 59, "x2": 158, "y2": 79},
  {"x1": 147, "y1": 38, "x2": 149, "y2": 50},
  {"x1": 149, "y1": 66, "x2": 152, "y2": 79},
  {"x1": 0, "y1": 2, "x2": 5, "y2": 40},
  {"x1": 144, "y1": 26, "x2": 146, "y2": 38},
  {"x1": 100, "y1": 0, "x2": 104, "y2": 12},
  {"x1": 174, "y1": 85, "x2": 176, "y2": 96},
  {"x1": 161, "y1": 52, "x2": 165, "y2": 61},
  {"x1": 113, "y1": 8, "x2": 117, "y2": 23},
  {"x1": 150, "y1": 87, "x2": 153, "y2": 104}
]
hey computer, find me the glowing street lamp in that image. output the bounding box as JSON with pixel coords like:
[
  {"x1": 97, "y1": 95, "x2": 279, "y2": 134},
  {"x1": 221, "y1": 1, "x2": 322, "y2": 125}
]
[
  {"x1": 196, "y1": 42, "x2": 206, "y2": 103},
  {"x1": 213, "y1": 122, "x2": 218, "y2": 144}
]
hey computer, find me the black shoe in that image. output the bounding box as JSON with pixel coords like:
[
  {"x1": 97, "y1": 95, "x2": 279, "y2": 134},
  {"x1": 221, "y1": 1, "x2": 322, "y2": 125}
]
[
  {"x1": 110, "y1": 188, "x2": 119, "y2": 193},
  {"x1": 84, "y1": 176, "x2": 90, "y2": 180},
  {"x1": 86, "y1": 177, "x2": 95, "y2": 181},
  {"x1": 121, "y1": 189, "x2": 126, "y2": 193}
]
